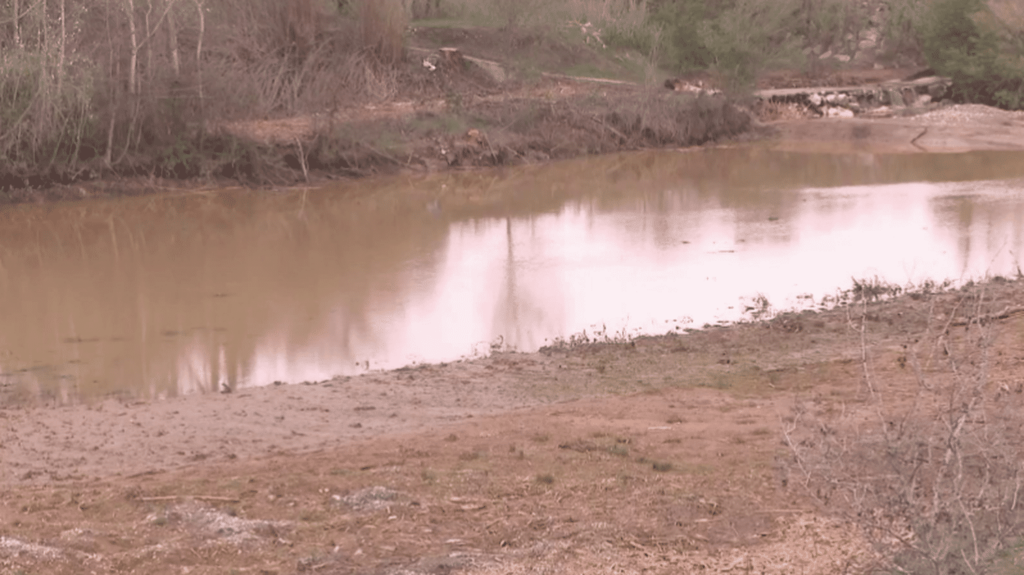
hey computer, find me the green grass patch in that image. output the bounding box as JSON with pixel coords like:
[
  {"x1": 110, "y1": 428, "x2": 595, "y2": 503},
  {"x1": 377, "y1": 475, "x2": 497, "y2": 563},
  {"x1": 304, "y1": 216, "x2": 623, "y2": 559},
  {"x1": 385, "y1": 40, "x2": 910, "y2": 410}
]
[{"x1": 535, "y1": 473, "x2": 556, "y2": 485}]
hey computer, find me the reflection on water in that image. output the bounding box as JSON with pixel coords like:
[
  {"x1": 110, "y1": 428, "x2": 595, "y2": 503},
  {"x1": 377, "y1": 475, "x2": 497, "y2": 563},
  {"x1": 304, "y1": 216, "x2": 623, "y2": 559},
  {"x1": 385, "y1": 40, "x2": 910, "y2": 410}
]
[{"x1": 2, "y1": 147, "x2": 1024, "y2": 403}]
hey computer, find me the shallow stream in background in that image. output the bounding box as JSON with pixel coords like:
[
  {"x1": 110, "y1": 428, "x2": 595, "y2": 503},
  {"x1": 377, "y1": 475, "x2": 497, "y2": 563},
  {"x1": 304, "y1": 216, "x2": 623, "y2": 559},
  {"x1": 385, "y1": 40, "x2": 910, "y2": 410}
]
[{"x1": 3, "y1": 146, "x2": 1024, "y2": 403}]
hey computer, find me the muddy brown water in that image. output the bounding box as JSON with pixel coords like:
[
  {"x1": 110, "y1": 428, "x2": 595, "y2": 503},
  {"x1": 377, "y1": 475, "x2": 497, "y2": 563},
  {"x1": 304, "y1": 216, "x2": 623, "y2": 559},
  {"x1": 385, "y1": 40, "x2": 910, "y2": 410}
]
[{"x1": 3, "y1": 147, "x2": 1024, "y2": 404}]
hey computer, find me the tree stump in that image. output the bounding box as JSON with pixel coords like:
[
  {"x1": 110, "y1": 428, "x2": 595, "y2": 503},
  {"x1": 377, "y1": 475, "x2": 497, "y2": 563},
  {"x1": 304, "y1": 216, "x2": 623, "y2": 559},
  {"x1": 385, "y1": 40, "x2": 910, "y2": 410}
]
[{"x1": 439, "y1": 47, "x2": 463, "y2": 70}]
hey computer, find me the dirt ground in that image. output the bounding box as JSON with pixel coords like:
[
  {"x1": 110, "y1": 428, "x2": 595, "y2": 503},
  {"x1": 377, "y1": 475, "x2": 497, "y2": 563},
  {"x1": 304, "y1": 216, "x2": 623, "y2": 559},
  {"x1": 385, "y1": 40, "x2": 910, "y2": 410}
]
[
  {"x1": 767, "y1": 103, "x2": 1024, "y2": 153},
  {"x1": 4, "y1": 274, "x2": 1024, "y2": 574}
]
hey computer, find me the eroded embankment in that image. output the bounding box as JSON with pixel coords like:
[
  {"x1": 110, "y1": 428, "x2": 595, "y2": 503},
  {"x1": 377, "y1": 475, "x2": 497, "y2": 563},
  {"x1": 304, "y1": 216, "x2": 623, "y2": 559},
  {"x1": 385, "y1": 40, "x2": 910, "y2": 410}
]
[{"x1": 0, "y1": 79, "x2": 751, "y2": 203}]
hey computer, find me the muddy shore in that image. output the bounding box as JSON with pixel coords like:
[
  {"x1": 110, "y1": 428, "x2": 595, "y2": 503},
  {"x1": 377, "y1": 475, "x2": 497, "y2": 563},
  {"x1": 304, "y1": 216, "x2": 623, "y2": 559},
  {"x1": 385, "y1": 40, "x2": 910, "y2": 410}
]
[
  {"x1": 3, "y1": 272, "x2": 1024, "y2": 574},
  {"x1": 768, "y1": 103, "x2": 1024, "y2": 153}
]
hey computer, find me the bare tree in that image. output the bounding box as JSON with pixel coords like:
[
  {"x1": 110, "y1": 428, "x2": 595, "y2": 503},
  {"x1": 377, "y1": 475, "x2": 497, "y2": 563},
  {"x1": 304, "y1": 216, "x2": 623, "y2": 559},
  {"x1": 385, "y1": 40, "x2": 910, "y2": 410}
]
[
  {"x1": 195, "y1": 0, "x2": 205, "y2": 112},
  {"x1": 167, "y1": 3, "x2": 180, "y2": 78},
  {"x1": 12, "y1": 0, "x2": 20, "y2": 47}
]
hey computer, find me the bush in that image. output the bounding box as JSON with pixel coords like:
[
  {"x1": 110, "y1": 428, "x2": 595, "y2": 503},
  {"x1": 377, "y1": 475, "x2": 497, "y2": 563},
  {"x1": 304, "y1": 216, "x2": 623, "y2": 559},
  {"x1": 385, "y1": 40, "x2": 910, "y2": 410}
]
[
  {"x1": 0, "y1": 45, "x2": 98, "y2": 180},
  {"x1": 651, "y1": 0, "x2": 715, "y2": 72},
  {"x1": 784, "y1": 289, "x2": 1024, "y2": 574},
  {"x1": 653, "y1": 0, "x2": 803, "y2": 93},
  {"x1": 356, "y1": 0, "x2": 408, "y2": 64},
  {"x1": 882, "y1": 0, "x2": 929, "y2": 63},
  {"x1": 696, "y1": 0, "x2": 803, "y2": 92},
  {"x1": 919, "y1": 0, "x2": 1024, "y2": 109},
  {"x1": 0, "y1": 0, "x2": 413, "y2": 183}
]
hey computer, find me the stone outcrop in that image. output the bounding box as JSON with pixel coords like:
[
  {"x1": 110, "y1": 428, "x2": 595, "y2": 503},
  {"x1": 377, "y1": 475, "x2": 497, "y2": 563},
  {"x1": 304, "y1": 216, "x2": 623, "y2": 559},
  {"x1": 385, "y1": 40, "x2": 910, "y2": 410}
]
[{"x1": 756, "y1": 75, "x2": 953, "y2": 118}]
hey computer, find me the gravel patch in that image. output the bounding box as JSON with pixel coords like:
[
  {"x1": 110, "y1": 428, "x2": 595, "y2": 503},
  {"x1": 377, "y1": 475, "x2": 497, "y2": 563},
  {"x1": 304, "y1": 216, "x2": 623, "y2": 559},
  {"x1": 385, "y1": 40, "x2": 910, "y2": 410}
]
[{"x1": 902, "y1": 103, "x2": 1024, "y2": 126}]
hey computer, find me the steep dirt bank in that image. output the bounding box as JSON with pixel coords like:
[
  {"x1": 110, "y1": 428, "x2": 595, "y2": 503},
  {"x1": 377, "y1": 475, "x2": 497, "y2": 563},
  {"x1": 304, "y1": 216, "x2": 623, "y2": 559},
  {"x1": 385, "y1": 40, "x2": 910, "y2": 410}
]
[{"x1": 4, "y1": 277, "x2": 1024, "y2": 574}]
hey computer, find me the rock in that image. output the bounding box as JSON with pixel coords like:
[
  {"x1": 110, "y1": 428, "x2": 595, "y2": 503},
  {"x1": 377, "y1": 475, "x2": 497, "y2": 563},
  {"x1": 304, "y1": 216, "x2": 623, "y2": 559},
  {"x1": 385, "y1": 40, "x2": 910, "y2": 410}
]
[
  {"x1": 825, "y1": 107, "x2": 855, "y2": 118},
  {"x1": 835, "y1": 54, "x2": 851, "y2": 63},
  {"x1": 862, "y1": 105, "x2": 892, "y2": 117},
  {"x1": 858, "y1": 29, "x2": 879, "y2": 50},
  {"x1": 665, "y1": 78, "x2": 707, "y2": 93},
  {"x1": 808, "y1": 93, "x2": 823, "y2": 107},
  {"x1": 928, "y1": 83, "x2": 948, "y2": 100},
  {"x1": 819, "y1": 50, "x2": 833, "y2": 60}
]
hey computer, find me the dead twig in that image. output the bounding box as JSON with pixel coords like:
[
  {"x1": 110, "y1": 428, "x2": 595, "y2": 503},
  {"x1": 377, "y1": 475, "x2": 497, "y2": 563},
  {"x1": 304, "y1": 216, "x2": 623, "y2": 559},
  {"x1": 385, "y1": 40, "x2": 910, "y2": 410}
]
[
  {"x1": 140, "y1": 495, "x2": 240, "y2": 503},
  {"x1": 294, "y1": 137, "x2": 309, "y2": 183},
  {"x1": 586, "y1": 114, "x2": 628, "y2": 142},
  {"x1": 950, "y1": 305, "x2": 1024, "y2": 326}
]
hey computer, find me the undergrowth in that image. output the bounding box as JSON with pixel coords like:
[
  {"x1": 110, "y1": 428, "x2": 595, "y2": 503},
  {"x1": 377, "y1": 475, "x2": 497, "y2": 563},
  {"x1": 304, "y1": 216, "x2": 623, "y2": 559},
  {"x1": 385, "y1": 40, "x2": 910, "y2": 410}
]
[{"x1": 783, "y1": 284, "x2": 1024, "y2": 573}]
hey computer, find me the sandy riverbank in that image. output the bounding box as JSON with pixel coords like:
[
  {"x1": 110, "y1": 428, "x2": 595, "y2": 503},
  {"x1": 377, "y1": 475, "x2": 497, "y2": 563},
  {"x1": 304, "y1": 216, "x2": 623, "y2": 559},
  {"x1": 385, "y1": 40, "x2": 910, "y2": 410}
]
[{"x1": 3, "y1": 274, "x2": 1024, "y2": 574}]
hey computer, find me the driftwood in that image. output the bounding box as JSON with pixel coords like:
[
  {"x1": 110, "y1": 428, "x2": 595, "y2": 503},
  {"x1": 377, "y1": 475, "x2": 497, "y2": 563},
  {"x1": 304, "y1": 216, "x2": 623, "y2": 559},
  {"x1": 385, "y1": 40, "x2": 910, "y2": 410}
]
[{"x1": 951, "y1": 305, "x2": 1024, "y2": 327}]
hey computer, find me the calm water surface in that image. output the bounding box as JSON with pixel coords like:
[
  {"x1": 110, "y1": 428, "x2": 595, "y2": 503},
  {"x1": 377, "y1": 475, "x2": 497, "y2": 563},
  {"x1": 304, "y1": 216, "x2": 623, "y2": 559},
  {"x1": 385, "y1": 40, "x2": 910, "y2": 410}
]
[{"x1": 3, "y1": 147, "x2": 1024, "y2": 403}]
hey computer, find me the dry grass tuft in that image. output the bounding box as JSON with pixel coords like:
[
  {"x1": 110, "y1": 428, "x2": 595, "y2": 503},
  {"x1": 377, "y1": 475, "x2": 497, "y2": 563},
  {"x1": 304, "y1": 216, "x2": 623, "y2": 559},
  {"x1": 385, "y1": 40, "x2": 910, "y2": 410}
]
[
  {"x1": 754, "y1": 100, "x2": 813, "y2": 122},
  {"x1": 357, "y1": 0, "x2": 408, "y2": 65},
  {"x1": 783, "y1": 288, "x2": 1024, "y2": 573}
]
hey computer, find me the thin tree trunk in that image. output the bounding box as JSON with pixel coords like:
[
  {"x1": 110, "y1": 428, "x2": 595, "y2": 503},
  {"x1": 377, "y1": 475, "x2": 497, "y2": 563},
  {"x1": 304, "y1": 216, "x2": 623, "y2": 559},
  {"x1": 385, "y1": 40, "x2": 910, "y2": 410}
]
[
  {"x1": 126, "y1": 0, "x2": 139, "y2": 95},
  {"x1": 12, "y1": 0, "x2": 20, "y2": 47},
  {"x1": 57, "y1": 0, "x2": 66, "y2": 94},
  {"x1": 168, "y1": 6, "x2": 180, "y2": 78},
  {"x1": 144, "y1": 0, "x2": 154, "y2": 90},
  {"x1": 195, "y1": 0, "x2": 206, "y2": 152},
  {"x1": 104, "y1": 4, "x2": 116, "y2": 167},
  {"x1": 195, "y1": 0, "x2": 204, "y2": 103},
  {"x1": 39, "y1": 0, "x2": 46, "y2": 51}
]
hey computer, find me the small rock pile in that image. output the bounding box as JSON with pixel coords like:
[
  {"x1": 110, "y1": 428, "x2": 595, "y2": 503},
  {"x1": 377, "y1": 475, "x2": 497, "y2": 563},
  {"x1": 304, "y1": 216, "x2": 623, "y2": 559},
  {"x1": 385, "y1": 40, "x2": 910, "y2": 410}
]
[{"x1": 757, "y1": 76, "x2": 954, "y2": 120}]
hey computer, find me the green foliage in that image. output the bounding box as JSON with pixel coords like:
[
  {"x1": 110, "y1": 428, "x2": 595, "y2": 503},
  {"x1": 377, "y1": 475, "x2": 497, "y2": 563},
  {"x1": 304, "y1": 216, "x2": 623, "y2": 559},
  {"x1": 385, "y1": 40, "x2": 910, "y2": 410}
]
[
  {"x1": 651, "y1": 0, "x2": 714, "y2": 71},
  {"x1": 441, "y1": 0, "x2": 547, "y2": 30},
  {"x1": 654, "y1": 0, "x2": 802, "y2": 93},
  {"x1": 602, "y1": 24, "x2": 659, "y2": 55},
  {"x1": 881, "y1": 0, "x2": 929, "y2": 62},
  {"x1": 810, "y1": 0, "x2": 851, "y2": 48},
  {"x1": 697, "y1": 0, "x2": 803, "y2": 92},
  {"x1": 919, "y1": 0, "x2": 1024, "y2": 109}
]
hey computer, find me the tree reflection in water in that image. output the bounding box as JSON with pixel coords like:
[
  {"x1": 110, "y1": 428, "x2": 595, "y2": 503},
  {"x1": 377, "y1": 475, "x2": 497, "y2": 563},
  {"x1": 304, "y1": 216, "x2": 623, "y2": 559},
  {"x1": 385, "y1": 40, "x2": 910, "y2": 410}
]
[{"x1": 2, "y1": 148, "x2": 1024, "y2": 404}]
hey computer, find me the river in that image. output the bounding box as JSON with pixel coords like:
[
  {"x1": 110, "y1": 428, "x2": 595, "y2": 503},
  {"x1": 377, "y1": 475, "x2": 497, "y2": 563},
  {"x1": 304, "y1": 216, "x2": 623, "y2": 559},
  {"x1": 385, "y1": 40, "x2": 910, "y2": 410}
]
[{"x1": 2, "y1": 146, "x2": 1024, "y2": 403}]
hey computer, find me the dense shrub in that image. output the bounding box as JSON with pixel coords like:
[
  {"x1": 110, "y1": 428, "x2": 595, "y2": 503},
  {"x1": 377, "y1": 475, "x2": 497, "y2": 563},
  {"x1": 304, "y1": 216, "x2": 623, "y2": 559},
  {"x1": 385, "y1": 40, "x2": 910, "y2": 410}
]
[
  {"x1": 0, "y1": 0, "x2": 410, "y2": 184},
  {"x1": 650, "y1": 0, "x2": 715, "y2": 72},
  {"x1": 919, "y1": 0, "x2": 1024, "y2": 109},
  {"x1": 653, "y1": 0, "x2": 802, "y2": 93}
]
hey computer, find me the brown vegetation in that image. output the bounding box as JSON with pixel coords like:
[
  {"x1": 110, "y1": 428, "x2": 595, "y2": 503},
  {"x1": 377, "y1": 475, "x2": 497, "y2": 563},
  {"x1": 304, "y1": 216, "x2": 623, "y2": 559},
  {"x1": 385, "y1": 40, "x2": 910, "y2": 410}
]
[
  {"x1": 785, "y1": 285, "x2": 1024, "y2": 574},
  {"x1": 0, "y1": 0, "x2": 753, "y2": 197},
  {"x1": 0, "y1": 0, "x2": 419, "y2": 188}
]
